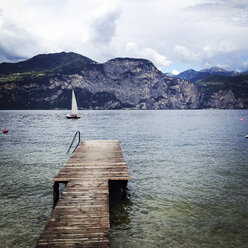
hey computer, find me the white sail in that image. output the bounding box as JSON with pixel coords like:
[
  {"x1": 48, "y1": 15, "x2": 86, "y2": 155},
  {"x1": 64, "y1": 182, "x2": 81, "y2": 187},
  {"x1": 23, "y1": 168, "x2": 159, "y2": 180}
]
[{"x1": 71, "y1": 90, "x2": 78, "y2": 115}]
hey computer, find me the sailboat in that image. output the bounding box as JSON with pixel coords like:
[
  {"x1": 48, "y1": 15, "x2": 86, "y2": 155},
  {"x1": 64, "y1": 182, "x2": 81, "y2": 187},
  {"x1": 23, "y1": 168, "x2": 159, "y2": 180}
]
[{"x1": 66, "y1": 89, "x2": 81, "y2": 119}]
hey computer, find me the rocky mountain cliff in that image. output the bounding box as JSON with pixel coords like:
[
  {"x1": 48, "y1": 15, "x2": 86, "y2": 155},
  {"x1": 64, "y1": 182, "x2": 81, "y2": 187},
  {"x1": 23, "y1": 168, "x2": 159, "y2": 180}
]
[
  {"x1": 196, "y1": 74, "x2": 248, "y2": 109},
  {"x1": 174, "y1": 67, "x2": 248, "y2": 109},
  {"x1": 0, "y1": 52, "x2": 247, "y2": 109},
  {"x1": 0, "y1": 52, "x2": 199, "y2": 110}
]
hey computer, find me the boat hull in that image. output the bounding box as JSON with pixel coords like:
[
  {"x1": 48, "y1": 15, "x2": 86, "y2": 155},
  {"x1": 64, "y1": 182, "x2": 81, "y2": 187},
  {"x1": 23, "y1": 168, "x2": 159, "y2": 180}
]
[{"x1": 66, "y1": 115, "x2": 81, "y2": 119}]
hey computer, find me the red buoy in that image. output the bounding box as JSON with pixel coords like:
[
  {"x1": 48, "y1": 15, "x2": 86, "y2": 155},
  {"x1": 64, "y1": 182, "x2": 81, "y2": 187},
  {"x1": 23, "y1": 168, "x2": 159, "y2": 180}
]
[
  {"x1": 3, "y1": 129, "x2": 8, "y2": 133},
  {"x1": 240, "y1": 118, "x2": 244, "y2": 121}
]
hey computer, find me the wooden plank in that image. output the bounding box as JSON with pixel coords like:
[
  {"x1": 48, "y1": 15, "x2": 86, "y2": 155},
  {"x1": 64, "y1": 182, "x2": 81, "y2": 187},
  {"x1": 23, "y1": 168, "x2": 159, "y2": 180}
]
[
  {"x1": 53, "y1": 177, "x2": 131, "y2": 182},
  {"x1": 66, "y1": 158, "x2": 125, "y2": 164},
  {"x1": 62, "y1": 169, "x2": 127, "y2": 175},
  {"x1": 64, "y1": 162, "x2": 127, "y2": 166},
  {"x1": 36, "y1": 140, "x2": 130, "y2": 248}
]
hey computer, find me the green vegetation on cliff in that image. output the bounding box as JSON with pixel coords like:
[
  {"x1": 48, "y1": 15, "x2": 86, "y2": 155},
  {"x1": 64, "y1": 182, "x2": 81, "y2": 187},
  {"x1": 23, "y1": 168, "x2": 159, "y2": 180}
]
[{"x1": 195, "y1": 74, "x2": 248, "y2": 99}]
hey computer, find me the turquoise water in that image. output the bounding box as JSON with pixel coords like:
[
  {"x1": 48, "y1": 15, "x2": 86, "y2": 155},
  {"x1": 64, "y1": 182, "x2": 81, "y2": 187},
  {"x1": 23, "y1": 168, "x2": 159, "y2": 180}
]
[{"x1": 0, "y1": 110, "x2": 248, "y2": 247}]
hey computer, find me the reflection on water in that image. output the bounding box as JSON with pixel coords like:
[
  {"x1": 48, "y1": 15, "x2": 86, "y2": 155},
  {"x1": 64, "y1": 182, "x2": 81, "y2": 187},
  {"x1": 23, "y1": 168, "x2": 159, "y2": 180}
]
[{"x1": 0, "y1": 110, "x2": 248, "y2": 247}]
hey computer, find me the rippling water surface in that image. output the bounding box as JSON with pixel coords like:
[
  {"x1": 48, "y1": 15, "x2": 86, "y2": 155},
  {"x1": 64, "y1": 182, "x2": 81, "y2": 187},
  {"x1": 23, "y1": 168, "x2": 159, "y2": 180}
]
[{"x1": 0, "y1": 110, "x2": 248, "y2": 247}]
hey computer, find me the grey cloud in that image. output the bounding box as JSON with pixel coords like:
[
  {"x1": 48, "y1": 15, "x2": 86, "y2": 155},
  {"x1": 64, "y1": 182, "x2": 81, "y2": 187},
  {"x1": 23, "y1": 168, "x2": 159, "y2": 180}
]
[
  {"x1": 89, "y1": 7, "x2": 122, "y2": 45},
  {"x1": 0, "y1": 47, "x2": 26, "y2": 63},
  {"x1": 190, "y1": 0, "x2": 248, "y2": 10},
  {"x1": 215, "y1": 0, "x2": 248, "y2": 9},
  {"x1": 187, "y1": 0, "x2": 248, "y2": 25},
  {"x1": 0, "y1": 18, "x2": 40, "y2": 62}
]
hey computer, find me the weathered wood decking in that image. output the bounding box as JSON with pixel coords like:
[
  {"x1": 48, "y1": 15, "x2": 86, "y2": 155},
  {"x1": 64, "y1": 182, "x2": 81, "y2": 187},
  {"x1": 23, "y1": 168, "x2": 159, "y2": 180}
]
[{"x1": 36, "y1": 140, "x2": 130, "y2": 248}]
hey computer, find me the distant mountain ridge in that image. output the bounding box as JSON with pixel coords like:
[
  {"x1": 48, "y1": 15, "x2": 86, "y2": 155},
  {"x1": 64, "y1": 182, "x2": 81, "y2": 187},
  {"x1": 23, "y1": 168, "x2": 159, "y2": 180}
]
[
  {"x1": 175, "y1": 69, "x2": 208, "y2": 82},
  {"x1": 0, "y1": 52, "x2": 95, "y2": 75},
  {"x1": 175, "y1": 66, "x2": 239, "y2": 83},
  {"x1": 200, "y1": 67, "x2": 237, "y2": 76},
  {"x1": 0, "y1": 52, "x2": 247, "y2": 109}
]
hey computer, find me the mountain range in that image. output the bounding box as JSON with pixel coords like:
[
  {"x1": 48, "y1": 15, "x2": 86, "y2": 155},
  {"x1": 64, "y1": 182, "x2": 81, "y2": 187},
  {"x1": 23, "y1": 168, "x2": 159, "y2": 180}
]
[
  {"x1": 0, "y1": 52, "x2": 247, "y2": 109},
  {"x1": 174, "y1": 67, "x2": 240, "y2": 83}
]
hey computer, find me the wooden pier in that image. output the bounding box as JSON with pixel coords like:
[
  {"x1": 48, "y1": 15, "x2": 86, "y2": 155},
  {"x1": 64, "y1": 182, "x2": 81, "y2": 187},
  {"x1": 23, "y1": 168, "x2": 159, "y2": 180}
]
[{"x1": 36, "y1": 140, "x2": 131, "y2": 248}]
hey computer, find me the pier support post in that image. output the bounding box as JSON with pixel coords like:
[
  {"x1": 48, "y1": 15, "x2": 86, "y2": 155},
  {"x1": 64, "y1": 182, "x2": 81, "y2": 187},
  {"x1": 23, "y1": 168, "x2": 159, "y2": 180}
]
[
  {"x1": 122, "y1": 180, "x2": 128, "y2": 189},
  {"x1": 122, "y1": 180, "x2": 128, "y2": 197},
  {"x1": 53, "y1": 182, "x2": 59, "y2": 208}
]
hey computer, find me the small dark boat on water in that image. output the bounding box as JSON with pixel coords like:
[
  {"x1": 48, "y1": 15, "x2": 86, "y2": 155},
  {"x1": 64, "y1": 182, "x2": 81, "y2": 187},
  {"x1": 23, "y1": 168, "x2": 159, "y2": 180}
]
[{"x1": 66, "y1": 114, "x2": 80, "y2": 119}]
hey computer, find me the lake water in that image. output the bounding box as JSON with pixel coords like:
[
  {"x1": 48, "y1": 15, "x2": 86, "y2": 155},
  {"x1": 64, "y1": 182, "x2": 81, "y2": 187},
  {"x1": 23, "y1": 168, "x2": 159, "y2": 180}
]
[{"x1": 0, "y1": 110, "x2": 248, "y2": 248}]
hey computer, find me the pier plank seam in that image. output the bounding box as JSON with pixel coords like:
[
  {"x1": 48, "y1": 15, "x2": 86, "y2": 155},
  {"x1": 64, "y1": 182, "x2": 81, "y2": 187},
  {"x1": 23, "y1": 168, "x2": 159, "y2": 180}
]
[{"x1": 36, "y1": 140, "x2": 130, "y2": 248}]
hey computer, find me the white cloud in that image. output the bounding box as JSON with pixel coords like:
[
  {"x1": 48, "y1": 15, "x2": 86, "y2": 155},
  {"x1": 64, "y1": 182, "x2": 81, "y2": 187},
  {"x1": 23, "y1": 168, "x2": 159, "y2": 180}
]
[
  {"x1": 126, "y1": 42, "x2": 138, "y2": 52},
  {"x1": 126, "y1": 42, "x2": 171, "y2": 70},
  {"x1": 172, "y1": 69, "x2": 179, "y2": 75},
  {"x1": 174, "y1": 45, "x2": 200, "y2": 63},
  {"x1": 174, "y1": 45, "x2": 191, "y2": 58},
  {"x1": 143, "y1": 47, "x2": 171, "y2": 68}
]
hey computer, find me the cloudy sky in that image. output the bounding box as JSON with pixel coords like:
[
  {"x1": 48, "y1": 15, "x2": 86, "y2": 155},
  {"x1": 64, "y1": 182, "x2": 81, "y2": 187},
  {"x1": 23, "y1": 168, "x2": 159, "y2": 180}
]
[{"x1": 0, "y1": 0, "x2": 247, "y2": 73}]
